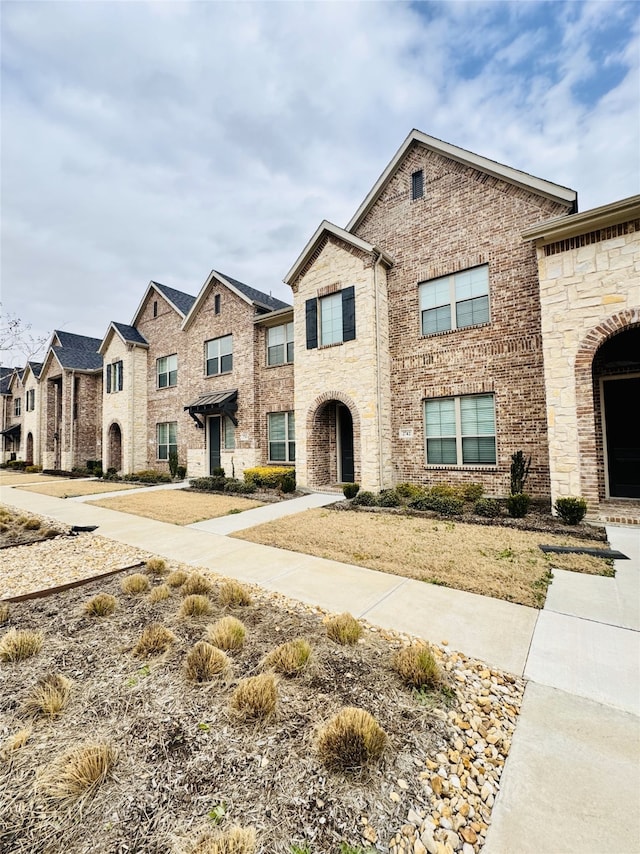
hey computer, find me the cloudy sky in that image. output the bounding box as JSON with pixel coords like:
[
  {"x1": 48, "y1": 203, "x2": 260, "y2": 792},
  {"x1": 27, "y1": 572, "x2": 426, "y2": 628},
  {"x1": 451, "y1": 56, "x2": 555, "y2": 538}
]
[{"x1": 1, "y1": 0, "x2": 638, "y2": 364}]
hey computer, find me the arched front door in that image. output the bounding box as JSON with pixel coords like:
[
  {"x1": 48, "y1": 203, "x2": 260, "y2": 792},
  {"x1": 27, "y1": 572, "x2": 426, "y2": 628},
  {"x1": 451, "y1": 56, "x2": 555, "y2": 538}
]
[{"x1": 308, "y1": 397, "x2": 358, "y2": 486}]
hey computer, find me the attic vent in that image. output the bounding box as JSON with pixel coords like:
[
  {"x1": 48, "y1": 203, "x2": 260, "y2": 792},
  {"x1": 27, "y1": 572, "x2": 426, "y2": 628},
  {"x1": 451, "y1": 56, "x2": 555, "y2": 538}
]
[
  {"x1": 411, "y1": 169, "x2": 424, "y2": 200},
  {"x1": 153, "y1": 300, "x2": 158, "y2": 318},
  {"x1": 214, "y1": 294, "x2": 221, "y2": 315}
]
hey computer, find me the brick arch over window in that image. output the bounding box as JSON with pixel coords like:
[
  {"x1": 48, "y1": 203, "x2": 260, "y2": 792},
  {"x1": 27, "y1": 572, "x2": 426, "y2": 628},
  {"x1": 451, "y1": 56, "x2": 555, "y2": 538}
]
[
  {"x1": 575, "y1": 309, "x2": 640, "y2": 505},
  {"x1": 306, "y1": 391, "x2": 361, "y2": 487}
]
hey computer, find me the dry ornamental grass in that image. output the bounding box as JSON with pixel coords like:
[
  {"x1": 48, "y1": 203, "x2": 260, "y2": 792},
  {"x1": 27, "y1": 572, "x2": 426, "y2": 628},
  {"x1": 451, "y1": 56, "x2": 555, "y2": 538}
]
[
  {"x1": 38, "y1": 742, "x2": 117, "y2": 807},
  {"x1": 167, "y1": 569, "x2": 188, "y2": 588},
  {"x1": 181, "y1": 573, "x2": 213, "y2": 597},
  {"x1": 206, "y1": 616, "x2": 246, "y2": 650},
  {"x1": 316, "y1": 706, "x2": 388, "y2": 771},
  {"x1": 219, "y1": 579, "x2": 252, "y2": 607},
  {"x1": 148, "y1": 584, "x2": 171, "y2": 603},
  {"x1": 145, "y1": 557, "x2": 167, "y2": 575},
  {"x1": 263, "y1": 639, "x2": 312, "y2": 676},
  {"x1": 179, "y1": 595, "x2": 213, "y2": 618},
  {"x1": 192, "y1": 826, "x2": 257, "y2": 854},
  {"x1": 326, "y1": 613, "x2": 363, "y2": 645},
  {"x1": 120, "y1": 573, "x2": 149, "y2": 595},
  {"x1": 0, "y1": 628, "x2": 43, "y2": 662},
  {"x1": 23, "y1": 673, "x2": 71, "y2": 718},
  {"x1": 185, "y1": 641, "x2": 231, "y2": 683},
  {"x1": 83, "y1": 593, "x2": 117, "y2": 616},
  {"x1": 0, "y1": 603, "x2": 10, "y2": 625},
  {"x1": 395, "y1": 643, "x2": 441, "y2": 689},
  {"x1": 133, "y1": 623, "x2": 176, "y2": 657},
  {"x1": 230, "y1": 673, "x2": 278, "y2": 720},
  {"x1": 0, "y1": 727, "x2": 31, "y2": 760}
]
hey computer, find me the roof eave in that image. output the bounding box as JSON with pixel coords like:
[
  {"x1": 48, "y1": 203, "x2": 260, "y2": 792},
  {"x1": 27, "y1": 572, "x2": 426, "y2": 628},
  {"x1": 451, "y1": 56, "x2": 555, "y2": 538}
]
[
  {"x1": 522, "y1": 194, "x2": 640, "y2": 244},
  {"x1": 253, "y1": 305, "x2": 295, "y2": 327}
]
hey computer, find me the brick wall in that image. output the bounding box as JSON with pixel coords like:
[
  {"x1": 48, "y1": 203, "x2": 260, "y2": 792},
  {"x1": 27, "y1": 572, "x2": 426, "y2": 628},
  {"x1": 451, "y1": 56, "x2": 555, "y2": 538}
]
[{"x1": 254, "y1": 318, "x2": 295, "y2": 468}]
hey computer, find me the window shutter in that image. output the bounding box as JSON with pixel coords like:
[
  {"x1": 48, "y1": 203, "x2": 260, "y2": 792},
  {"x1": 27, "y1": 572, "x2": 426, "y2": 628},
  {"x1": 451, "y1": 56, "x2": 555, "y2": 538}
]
[
  {"x1": 342, "y1": 286, "x2": 356, "y2": 342},
  {"x1": 305, "y1": 298, "x2": 318, "y2": 349},
  {"x1": 117, "y1": 361, "x2": 123, "y2": 391},
  {"x1": 106, "y1": 365, "x2": 111, "y2": 394}
]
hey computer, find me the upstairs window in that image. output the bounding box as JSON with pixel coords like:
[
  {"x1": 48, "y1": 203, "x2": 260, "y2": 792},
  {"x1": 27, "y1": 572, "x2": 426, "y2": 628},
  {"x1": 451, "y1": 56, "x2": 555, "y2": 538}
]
[
  {"x1": 26, "y1": 389, "x2": 35, "y2": 411},
  {"x1": 425, "y1": 393, "x2": 496, "y2": 466},
  {"x1": 267, "y1": 322, "x2": 294, "y2": 365},
  {"x1": 419, "y1": 265, "x2": 489, "y2": 336},
  {"x1": 156, "y1": 421, "x2": 177, "y2": 460},
  {"x1": 206, "y1": 335, "x2": 233, "y2": 375},
  {"x1": 411, "y1": 169, "x2": 424, "y2": 200},
  {"x1": 268, "y1": 411, "x2": 295, "y2": 463},
  {"x1": 305, "y1": 287, "x2": 356, "y2": 349},
  {"x1": 14, "y1": 397, "x2": 21, "y2": 417},
  {"x1": 214, "y1": 294, "x2": 221, "y2": 315},
  {"x1": 105, "y1": 360, "x2": 123, "y2": 393},
  {"x1": 157, "y1": 354, "x2": 177, "y2": 388}
]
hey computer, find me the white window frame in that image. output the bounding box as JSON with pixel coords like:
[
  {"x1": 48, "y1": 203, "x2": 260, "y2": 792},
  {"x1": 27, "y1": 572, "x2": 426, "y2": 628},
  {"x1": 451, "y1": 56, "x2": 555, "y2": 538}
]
[
  {"x1": 223, "y1": 416, "x2": 235, "y2": 450},
  {"x1": 419, "y1": 265, "x2": 490, "y2": 336},
  {"x1": 157, "y1": 354, "x2": 177, "y2": 388},
  {"x1": 26, "y1": 389, "x2": 35, "y2": 411},
  {"x1": 14, "y1": 397, "x2": 21, "y2": 417},
  {"x1": 319, "y1": 292, "x2": 343, "y2": 346},
  {"x1": 106, "y1": 360, "x2": 123, "y2": 393},
  {"x1": 268, "y1": 411, "x2": 295, "y2": 463},
  {"x1": 267, "y1": 322, "x2": 294, "y2": 366},
  {"x1": 156, "y1": 421, "x2": 177, "y2": 461},
  {"x1": 205, "y1": 335, "x2": 233, "y2": 376},
  {"x1": 424, "y1": 393, "x2": 496, "y2": 466}
]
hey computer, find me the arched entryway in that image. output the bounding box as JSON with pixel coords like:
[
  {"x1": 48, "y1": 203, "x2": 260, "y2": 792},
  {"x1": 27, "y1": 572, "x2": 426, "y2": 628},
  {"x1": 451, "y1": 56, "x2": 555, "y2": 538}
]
[
  {"x1": 26, "y1": 432, "x2": 34, "y2": 465},
  {"x1": 307, "y1": 393, "x2": 360, "y2": 486},
  {"x1": 108, "y1": 422, "x2": 122, "y2": 472}
]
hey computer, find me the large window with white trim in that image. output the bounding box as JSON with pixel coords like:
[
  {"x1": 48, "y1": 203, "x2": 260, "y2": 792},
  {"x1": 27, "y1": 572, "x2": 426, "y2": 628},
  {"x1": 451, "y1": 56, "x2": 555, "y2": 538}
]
[
  {"x1": 267, "y1": 322, "x2": 294, "y2": 365},
  {"x1": 157, "y1": 354, "x2": 177, "y2": 388},
  {"x1": 424, "y1": 393, "x2": 496, "y2": 466},
  {"x1": 419, "y1": 265, "x2": 489, "y2": 336},
  {"x1": 206, "y1": 335, "x2": 233, "y2": 376},
  {"x1": 156, "y1": 421, "x2": 177, "y2": 460},
  {"x1": 268, "y1": 411, "x2": 295, "y2": 463}
]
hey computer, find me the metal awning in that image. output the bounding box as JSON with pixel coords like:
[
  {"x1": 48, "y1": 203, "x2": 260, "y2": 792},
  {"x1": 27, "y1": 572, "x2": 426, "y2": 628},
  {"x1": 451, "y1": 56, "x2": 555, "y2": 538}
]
[
  {"x1": 1, "y1": 424, "x2": 21, "y2": 439},
  {"x1": 184, "y1": 389, "x2": 238, "y2": 427}
]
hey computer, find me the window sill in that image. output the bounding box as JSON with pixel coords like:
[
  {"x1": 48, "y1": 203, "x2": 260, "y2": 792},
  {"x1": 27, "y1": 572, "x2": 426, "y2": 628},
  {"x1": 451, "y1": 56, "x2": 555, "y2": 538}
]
[
  {"x1": 425, "y1": 465, "x2": 498, "y2": 472},
  {"x1": 318, "y1": 341, "x2": 344, "y2": 350},
  {"x1": 156, "y1": 385, "x2": 178, "y2": 390},
  {"x1": 265, "y1": 362, "x2": 293, "y2": 369},
  {"x1": 204, "y1": 371, "x2": 233, "y2": 378},
  {"x1": 421, "y1": 321, "x2": 490, "y2": 340}
]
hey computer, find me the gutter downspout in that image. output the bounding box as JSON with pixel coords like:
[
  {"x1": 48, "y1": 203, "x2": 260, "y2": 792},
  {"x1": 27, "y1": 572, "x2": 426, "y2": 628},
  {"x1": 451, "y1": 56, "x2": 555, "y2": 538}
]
[{"x1": 373, "y1": 253, "x2": 385, "y2": 489}]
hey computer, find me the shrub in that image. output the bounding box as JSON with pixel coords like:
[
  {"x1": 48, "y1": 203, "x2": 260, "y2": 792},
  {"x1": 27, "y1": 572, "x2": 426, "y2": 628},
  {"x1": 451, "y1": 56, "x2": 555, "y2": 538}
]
[
  {"x1": 206, "y1": 616, "x2": 246, "y2": 651},
  {"x1": 133, "y1": 623, "x2": 176, "y2": 657},
  {"x1": 342, "y1": 482, "x2": 360, "y2": 499},
  {"x1": 461, "y1": 482, "x2": 484, "y2": 502},
  {"x1": 179, "y1": 595, "x2": 213, "y2": 618},
  {"x1": 25, "y1": 465, "x2": 42, "y2": 474},
  {"x1": 176, "y1": 465, "x2": 187, "y2": 480},
  {"x1": 263, "y1": 639, "x2": 311, "y2": 676},
  {"x1": 0, "y1": 727, "x2": 31, "y2": 759},
  {"x1": 510, "y1": 451, "x2": 531, "y2": 495},
  {"x1": 507, "y1": 493, "x2": 531, "y2": 518},
  {"x1": 280, "y1": 472, "x2": 296, "y2": 493},
  {"x1": 377, "y1": 488, "x2": 402, "y2": 507},
  {"x1": 0, "y1": 603, "x2": 10, "y2": 625},
  {"x1": 0, "y1": 628, "x2": 43, "y2": 662},
  {"x1": 166, "y1": 569, "x2": 188, "y2": 588},
  {"x1": 230, "y1": 673, "x2": 278, "y2": 719},
  {"x1": 185, "y1": 641, "x2": 231, "y2": 682},
  {"x1": 473, "y1": 497, "x2": 502, "y2": 518},
  {"x1": 395, "y1": 643, "x2": 441, "y2": 688},
  {"x1": 190, "y1": 476, "x2": 227, "y2": 492},
  {"x1": 6, "y1": 459, "x2": 26, "y2": 470},
  {"x1": 408, "y1": 495, "x2": 464, "y2": 516},
  {"x1": 192, "y1": 826, "x2": 257, "y2": 854},
  {"x1": 326, "y1": 613, "x2": 362, "y2": 645},
  {"x1": 121, "y1": 573, "x2": 150, "y2": 595},
  {"x1": 223, "y1": 478, "x2": 257, "y2": 494},
  {"x1": 211, "y1": 466, "x2": 226, "y2": 478},
  {"x1": 148, "y1": 584, "x2": 171, "y2": 604},
  {"x1": 104, "y1": 467, "x2": 121, "y2": 481},
  {"x1": 168, "y1": 448, "x2": 179, "y2": 479},
  {"x1": 243, "y1": 466, "x2": 294, "y2": 489},
  {"x1": 21, "y1": 518, "x2": 41, "y2": 530},
  {"x1": 125, "y1": 469, "x2": 172, "y2": 484},
  {"x1": 38, "y1": 742, "x2": 117, "y2": 805},
  {"x1": 83, "y1": 593, "x2": 117, "y2": 616},
  {"x1": 395, "y1": 482, "x2": 426, "y2": 501},
  {"x1": 352, "y1": 490, "x2": 377, "y2": 507},
  {"x1": 181, "y1": 573, "x2": 213, "y2": 596},
  {"x1": 23, "y1": 673, "x2": 71, "y2": 718},
  {"x1": 219, "y1": 579, "x2": 251, "y2": 607},
  {"x1": 555, "y1": 496, "x2": 588, "y2": 525},
  {"x1": 145, "y1": 557, "x2": 167, "y2": 575},
  {"x1": 316, "y1": 707, "x2": 387, "y2": 770}
]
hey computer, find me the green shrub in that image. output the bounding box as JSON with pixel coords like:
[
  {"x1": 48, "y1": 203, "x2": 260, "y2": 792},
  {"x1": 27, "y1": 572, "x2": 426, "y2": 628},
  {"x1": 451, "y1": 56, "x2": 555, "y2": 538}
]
[
  {"x1": 104, "y1": 467, "x2": 121, "y2": 481},
  {"x1": 6, "y1": 460, "x2": 27, "y2": 470},
  {"x1": 168, "y1": 448, "x2": 179, "y2": 479},
  {"x1": 507, "y1": 493, "x2": 531, "y2": 518},
  {"x1": 474, "y1": 497, "x2": 502, "y2": 518},
  {"x1": 377, "y1": 488, "x2": 402, "y2": 507},
  {"x1": 342, "y1": 483, "x2": 360, "y2": 500},
  {"x1": 223, "y1": 478, "x2": 257, "y2": 494},
  {"x1": 428, "y1": 483, "x2": 459, "y2": 499},
  {"x1": 395, "y1": 482, "x2": 426, "y2": 500},
  {"x1": 125, "y1": 470, "x2": 172, "y2": 484},
  {"x1": 510, "y1": 451, "x2": 531, "y2": 495},
  {"x1": 86, "y1": 460, "x2": 101, "y2": 474},
  {"x1": 352, "y1": 490, "x2": 377, "y2": 507},
  {"x1": 190, "y1": 476, "x2": 227, "y2": 492},
  {"x1": 280, "y1": 472, "x2": 296, "y2": 493},
  {"x1": 25, "y1": 465, "x2": 41, "y2": 474},
  {"x1": 554, "y1": 496, "x2": 587, "y2": 525},
  {"x1": 461, "y1": 482, "x2": 484, "y2": 502},
  {"x1": 408, "y1": 495, "x2": 464, "y2": 516},
  {"x1": 211, "y1": 466, "x2": 226, "y2": 477},
  {"x1": 176, "y1": 465, "x2": 187, "y2": 480}
]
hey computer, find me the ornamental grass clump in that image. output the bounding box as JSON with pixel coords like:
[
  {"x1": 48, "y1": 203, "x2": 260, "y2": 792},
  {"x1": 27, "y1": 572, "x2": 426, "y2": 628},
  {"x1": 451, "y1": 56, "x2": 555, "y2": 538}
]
[
  {"x1": 181, "y1": 572, "x2": 213, "y2": 597},
  {"x1": 192, "y1": 826, "x2": 257, "y2": 854},
  {"x1": 23, "y1": 673, "x2": 71, "y2": 718},
  {"x1": 326, "y1": 613, "x2": 363, "y2": 645},
  {"x1": 316, "y1": 707, "x2": 387, "y2": 771},
  {"x1": 83, "y1": 593, "x2": 117, "y2": 616},
  {"x1": 121, "y1": 573, "x2": 149, "y2": 595},
  {"x1": 206, "y1": 616, "x2": 246, "y2": 651},
  {"x1": 145, "y1": 557, "x2": 167, "y2": 575},
  {"x1": 394, "y1": 643, "x2": 441, "y2": 689},
  {"x1": 0, "y1": 727, "x2": 31, "y2": 760},
  {"x1": 133, "y1": 623, "x2": 176, "y2": 657},
  {"x1": 219, "y1": 579, "x2": 252, "y2": 607},
  {"x1": 0, "y1": 603, "x2": 10, "y2": 625},
  {"x1": 263, "y1": 639, "x2": 311, "y2": 676},
  {"x1": 230, "y1": 673, "x2": 278, "y2": 720},
  {"x1": 39, "y1": 742, "x2": 117, "y2": 806},
  {"x1": 166, "y1": 569, "x2": 188, "y2": 588},
  {"x1": 185, "y1": 641, "x2": 231, "y2": 683},
  {"x1": 179, "y1": 594, "x2": 213, "y2": 618},
  {"x1": 148, "y1": 584, "x2": 171, "y2": 604},
  {"x1": 0, "y1": 628, "x2": 43, "y2": 662}
]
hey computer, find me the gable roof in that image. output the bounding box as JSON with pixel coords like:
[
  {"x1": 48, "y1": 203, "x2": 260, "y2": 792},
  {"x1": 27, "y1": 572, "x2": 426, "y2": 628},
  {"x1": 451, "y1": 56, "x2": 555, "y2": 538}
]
[
  {"x1": 283, "y1": 220, "x2": 394, "y2": 288},
  {"x1": 27, "y1": 361, "x2": 43, "y2": 379},
  {"x1": 1, "y1": 366, "x2": 21, "y2": 395},
  {"x1": 182, "y1": 270, "x2": 291, "y2": 331},
  {"x1": 49, "y1": 330, "x2": 103, "y2": 372},
  {"x1": 346, "y1": 129, "x2": 578, "y2": 233},
  {"x1": 130, "y1": 280, "x2": 197, "y2": 327},
  {"x1": 98, "y1": 321, "x2": 148, "y2": 355}
]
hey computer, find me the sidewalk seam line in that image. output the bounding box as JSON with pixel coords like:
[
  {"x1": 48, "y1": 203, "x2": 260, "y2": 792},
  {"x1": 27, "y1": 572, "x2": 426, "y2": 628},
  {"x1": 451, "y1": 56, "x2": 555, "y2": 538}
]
[
  {"x1": 543, "y1": 607, "x2": 639, "y2": 633},
  {"x1": 358, "y1": 578, "x2": 410, "y2": 619}
]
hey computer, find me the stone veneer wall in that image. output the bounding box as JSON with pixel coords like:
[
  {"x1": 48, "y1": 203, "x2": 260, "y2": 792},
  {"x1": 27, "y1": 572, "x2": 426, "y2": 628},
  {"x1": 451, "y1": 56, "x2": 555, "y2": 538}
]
[
  {"x1": 101, "y1": 334, "x2": 148, "y2": 473},
  {"x1": 21, "y1": 370, "x2": 41, "y2": 464},
  {"x1": 535, "y1": 224, "x2": 640, "y2": 508},
  {"x1": 353, "y1": 142, "x2": 571, "y2": 497}
]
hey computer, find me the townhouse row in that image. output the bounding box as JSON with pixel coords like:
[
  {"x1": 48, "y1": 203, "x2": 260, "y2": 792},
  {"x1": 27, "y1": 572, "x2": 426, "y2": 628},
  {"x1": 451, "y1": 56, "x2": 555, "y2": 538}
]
[{"x1": 3, "y1": 130, "x2": 639, "y2": 514}]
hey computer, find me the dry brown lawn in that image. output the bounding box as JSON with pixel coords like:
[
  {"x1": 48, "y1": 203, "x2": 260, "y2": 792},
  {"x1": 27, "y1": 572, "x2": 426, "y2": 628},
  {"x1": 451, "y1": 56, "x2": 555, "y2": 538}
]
[
  {"x1": 88, "y1": 489, "x2": 263, "y2": 525},
  {"x1": 0, "y1": 472, "x2": 62, "y2": 486},
  {"x1": 18, "y1": 481, "x2": 142, "y2": 499},
  {"x1": 233, "y1": 508, "x2": 613, "y2": 607}
]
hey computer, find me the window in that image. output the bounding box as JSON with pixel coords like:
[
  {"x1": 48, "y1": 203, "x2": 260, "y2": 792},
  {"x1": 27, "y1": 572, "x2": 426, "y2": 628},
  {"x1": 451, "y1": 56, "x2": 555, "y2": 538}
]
[
  {"x1": 214, "y1": 294, "x2": 221, "y2": 315},
  {"x1": 157, "y1": 354, "x2": 177, "y2": 388},
  {"x1": 268, "y1": 411, "x2": 295, "y2": 463},
  {"x1": 267, "y1": 322, "x2": 294, "y2": 365},
  {"x1": 14, "y1": 398, "x2": 21, "y2": 417},
  {"x1": 156, "y1": 421, "x2": 177, "y2": 460},
  {"x1": 223, "y1": 416, "x2": 235, "y2": 450},
  {"x1": 26, "y1": 389, "x2": 35, "y2": 411},
  {"x1": 305, "y1": 287, "x2": 356, "y2": 349},
  {"x1": 411, "y1": 169, "x2": 424, "y2": 200},
  {"x1": 424, "y1": 394, "x2": 496, "y2": 466},
  {"x1": 419, "y1": 265, "x2": 489, "y2": 335},
  {"x1": 205, "y1": 335, "x2": 233, "y2": 375},
  {"x1": 153, "y1": 300, "x2": 158, "y2": 317},
  {"x1": 105, "y1": 360, "x2": 123, "y2": 393}
]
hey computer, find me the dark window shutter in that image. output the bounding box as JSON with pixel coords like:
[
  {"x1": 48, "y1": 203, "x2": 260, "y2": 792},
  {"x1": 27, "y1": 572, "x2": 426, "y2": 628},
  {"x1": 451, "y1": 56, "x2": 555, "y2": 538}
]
[
  {"x1": 342, "y1": 286, "x2": 356, "y2": 342},
  {"x1": 117, "y1": 361, "x2": 123, "y2": 391},
  {"x1": 106, "y1": 365, "x2": 111, "y2": 393},
  {"x1": 305, "y1": 298, "x2": 318, "y2": 349}
]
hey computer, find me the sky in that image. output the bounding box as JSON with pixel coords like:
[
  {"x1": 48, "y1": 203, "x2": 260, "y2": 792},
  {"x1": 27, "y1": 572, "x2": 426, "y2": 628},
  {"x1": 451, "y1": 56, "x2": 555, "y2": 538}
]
[{"x1": 1, "y1": 0, "x2": 639, "y2": 365}]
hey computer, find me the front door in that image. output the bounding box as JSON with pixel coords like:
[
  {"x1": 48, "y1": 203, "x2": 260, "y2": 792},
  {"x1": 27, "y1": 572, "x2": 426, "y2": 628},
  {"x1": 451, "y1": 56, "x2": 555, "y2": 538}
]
[
  {"x1": 208, "y1": 416, "x2": 221, "y2": 473},
  {"x1": 338, "y1": 404, "x2": 354, "y2": 483},
  {"x1": 604, "y1": 377, "x2": 640, "y2": 498}
]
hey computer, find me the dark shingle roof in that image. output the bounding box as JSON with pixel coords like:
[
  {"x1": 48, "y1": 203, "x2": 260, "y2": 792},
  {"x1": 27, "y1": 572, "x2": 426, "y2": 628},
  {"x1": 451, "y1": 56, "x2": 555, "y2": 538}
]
[
  {"x1": 112, "y1": 322, "x2": 148, "y2": 346},
  {"x1": 52, "y1": 330, "x2": 103, "y2": 371},
  {"x1": 215, "y1": 271, "x2": 291, "y2": 312},
  {"x1": 0, "y1": 367, "x2": 20, "y2": 395},
  {"x1": 28, "y1": 361, "x2": 43, "y2": 378},
  {"x1": 152, "y1": 282, "x2": 197, "y2": 317}
]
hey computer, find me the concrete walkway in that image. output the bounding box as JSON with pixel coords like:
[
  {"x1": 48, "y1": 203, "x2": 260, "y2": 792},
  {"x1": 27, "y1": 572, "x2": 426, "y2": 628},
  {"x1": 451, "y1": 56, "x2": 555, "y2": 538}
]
[{"x1": 2, "y1": 482, "x2": 639, "y2": 853}]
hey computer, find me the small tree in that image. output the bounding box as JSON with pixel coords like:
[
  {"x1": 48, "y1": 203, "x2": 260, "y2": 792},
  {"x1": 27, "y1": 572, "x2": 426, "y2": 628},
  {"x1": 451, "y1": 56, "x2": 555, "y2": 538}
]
[
  {"x1": 168, "y1": 448, "x2": 179, "y2": 479},
  {"x1": 510, "y1": 451, "x2": 531, "y2": 495}
]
